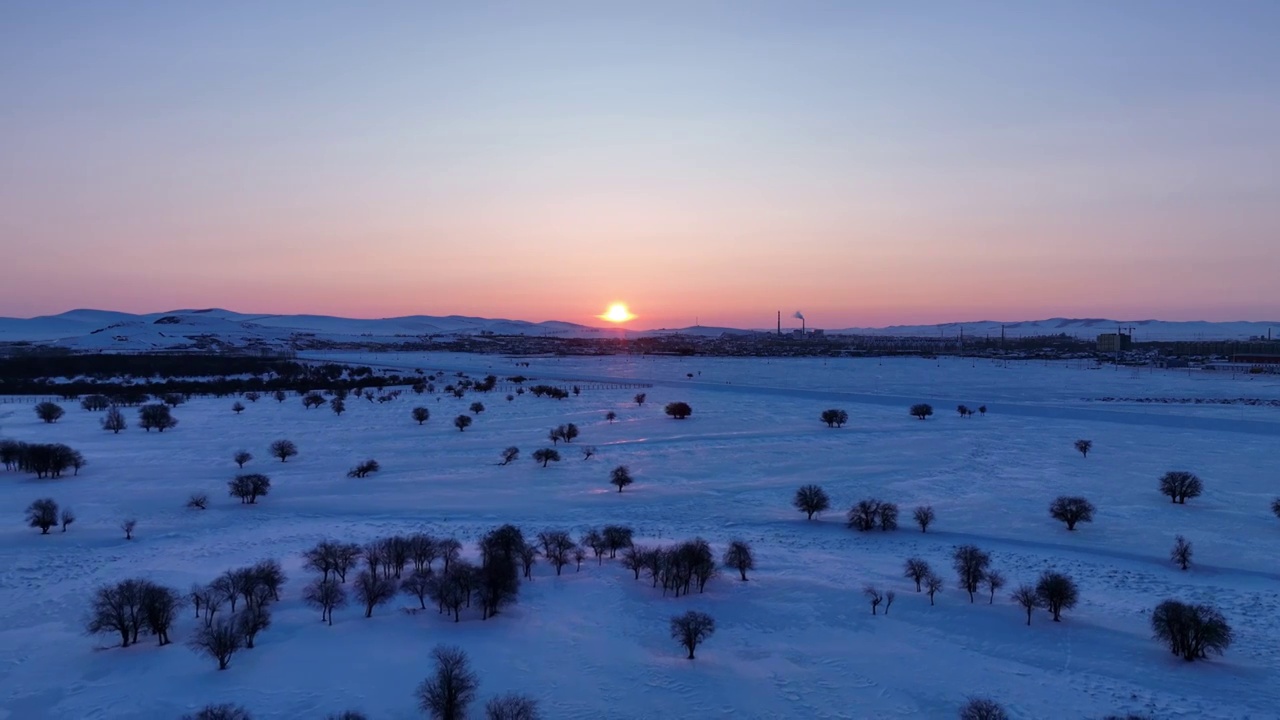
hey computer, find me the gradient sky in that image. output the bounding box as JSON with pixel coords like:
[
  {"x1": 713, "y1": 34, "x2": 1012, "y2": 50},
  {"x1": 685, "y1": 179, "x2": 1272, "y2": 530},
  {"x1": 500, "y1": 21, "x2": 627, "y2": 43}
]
[{"x1": 2, "y1": 1, "x2": 1278, "y2": 329}]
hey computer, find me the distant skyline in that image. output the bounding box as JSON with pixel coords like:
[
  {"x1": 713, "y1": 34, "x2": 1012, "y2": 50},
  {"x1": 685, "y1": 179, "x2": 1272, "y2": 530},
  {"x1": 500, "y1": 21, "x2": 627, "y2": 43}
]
[{"x1": 3, "y1": 2, "x2": 1278, "y2": 329}]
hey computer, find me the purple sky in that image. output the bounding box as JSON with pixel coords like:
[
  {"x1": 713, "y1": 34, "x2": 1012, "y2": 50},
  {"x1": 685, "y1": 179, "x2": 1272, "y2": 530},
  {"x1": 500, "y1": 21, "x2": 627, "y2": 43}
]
[{"x1": 2, "y1": 1, "x2": 1277, "y2": 329}]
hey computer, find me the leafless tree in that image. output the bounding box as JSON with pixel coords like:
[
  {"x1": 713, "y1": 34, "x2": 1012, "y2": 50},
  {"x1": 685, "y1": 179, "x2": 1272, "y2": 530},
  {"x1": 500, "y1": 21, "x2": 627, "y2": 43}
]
[
  {"x1": 571, "y1": 546, "x2": 586, "y2": 571},
  {"x1": 820, "y1": 408, "x2": 849, "y2": 428},
  {"x1": 122, "y1": 518, "x2": 137, "y2": 540},
  {"x1": 959, "y1": 697, "x2": 1009, "y2": 720},
  {"x1": 1151, "y1": 599, "x2": 1233, "y2": 661},
  {"x1": 484, "y1": 694, "x2": 541, "y2": 720},
  {"x1": 303, "y1": 578, "x2": 346, "y2": 625},
  {"x1": 234, "y1": 450, "x2": 253, "y2": 468},
  {"x1": 847, "y1": 499, "x2": 882, "y2": 532},
  {"x1": 518, "y1": 543, "x2": 539, "y2": 580},
  {"x1": 722, "y1": 540, "x2": 754, "y2": 581},
  {"x1": 984, "y1": 570, "x2": 1006, "y2": 604},
  {"x1": 1074, "y1": 439, "x2": 1093, "y2": 458},
  {"x1": 182, "y1": 703, "x2": 253, "y2": 720},
  {"x1": 1035, "y1": 571, "x2": 1078, "y2": 622},
  {"x1": 138, "y1": 403, "x2": 178, "y2": 432},
  {"x1": 59, "y1": 506, "x2": 76, "y2": 532},
  {"x1": 925, "y1": 573, "x2": 943, "y2": 605},
  {"x1": 412, "y1": 407, "x2": 431, "y2": 425},
  {"x1": 864, "y1": 584, "x2": 884, "y2": 615},
  {"x1": 904, "y1": 558, "x2": 932, "y2": 591},
  {"x1": 453, "y1": 415, "x2": 473, "y2": 432},
  {"x1": 347, "y1": 459, "x2": 380, "y2": 478},
  {"x1": 1170, "y1": 535, "x2": 1193, "y2": 570},
  {"x1": 185, "y1": 492, "x2": 210, "y2": 511},
  {"x1": 353, "y1": 570, "x2": 397, "y2": 618},
  {"x1": 237, "y1": 603, "x2": 271, "y2": 648},
  {"x1": 909, "y1": 403, "x2": 933, "y2": 420},
  {"x1": 102, "y1": 406, "x2": 127, "y2": 433},
  {"x1": 885, "y1": 590, "x2": 896, "y2": 615},
  {"x1": 1049, "y1": 496, "x2": 1095, "y2": 530},
  {"x1": 664, "y1": 401, "x2": 693, "y2": 419},
  {"x1": 270, "y1": 439, "x2": 298, "y2": 462},
  {"x1": 35, "y1": 401, "x2": 65, "y2": 423},
  {"x1": 913, "y1": 505, "x2": 935, "y2": 532},
  {"x1": 532, "y1": 448, "x2": 560, "y2": 467},
  {"x1": 188, "y1": 616, "x2": 243, "y2": 670},
  {"x1": 581, "y1": 445, "x2": 596, "y2": 460},
  {"x1": 416, "y1": 644, "x2": 479, "y2": 720},
  {"x1": 952, "y1": 545, "x2": 991, "y2": 603},
  {"x1": 605, "y1": 410, "x2": 617, "y2": 423},
  {"x1": 500, "y1": 447, "x2": 519, "y2": 465},
  {"x1": 232, "y1": 401, "x2": 245, "y2": 414},
  {"x1": 26, "y1": 498, "x2": 59, "y2": 534},
  {"x1": 670, "y1": 610, "x2": 716, "y2": 659},
  {"x1": 228, "y1": 474, "x2": 271, "y2": 504},
  {"x1": 1159, "y1": 471, "x2": 1203, "y2": 504},
  {"x1": 878, "y1": 502, "x2": 899, "y2": 531},
  {"x1": 609, "y1": 465, "x2": 634, "y2": 492},
  {"x1": 401, "y1": 570, "x2": 435, "y2": 609},
  {"x1": 1010, "y1": 584, "x2": 1039, "y2": 626},
  {"x1": 87, "y1": 579, "x2": 144, "y2": 647},
  {"x1": 793, "y1": 484, "x2": 830, "y2": 520}
]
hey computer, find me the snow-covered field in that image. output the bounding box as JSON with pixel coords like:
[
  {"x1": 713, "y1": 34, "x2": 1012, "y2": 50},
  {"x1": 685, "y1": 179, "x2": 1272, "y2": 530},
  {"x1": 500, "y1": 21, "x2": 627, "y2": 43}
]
[{"x1": 1, "y1": 356, "x2": 1277, "y2": 719}]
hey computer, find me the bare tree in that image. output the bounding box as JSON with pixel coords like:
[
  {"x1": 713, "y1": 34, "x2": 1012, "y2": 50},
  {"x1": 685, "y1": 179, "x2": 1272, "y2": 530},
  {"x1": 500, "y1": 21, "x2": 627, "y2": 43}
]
[
  {"x1": 909, "y1": 403, "x2": 933, "y2": 420},
  {"x1": 904, "y1": 558, "x2": 932, "y2": 592},
  {"x1": 188, "y1": 616, "x2": 243, "y2": 669},
  {"x1": 864, "y1": 584, "x2": 883, "y2": 615},
  {"x1": 959, "y1": 697, "x2": 1009, "y2": 720},
  {"x1": 518, "y1": 543, "x2": 539, "y2": 580},
  {"x1": 983, "y1": 570, "x2": 1006, "y2": 604},
  {"x1": 1170, "y1": 535, "x2": 1193, "y2": 570},
  {"x1": 722, "y1": 540, "x2": 754, "y2": 581},
  {"x1": 634, "y1": 393, "x2": 646, "y2": 406},
  {"x1": 237, "y1": 603, "x2": 271, "y2": 648},
  {"x1": 81, "y1": 394, "x2": 111, "y2": 411},
  {"x1": 912, "y1": 505, "x2": 935, "y2": 532},
  {"x1": 499, "y1": 447, "x2": 519, "y2": 466},
  {"x1": 581, "y1": 445, "x2": 596, "y2": 460},
  {"x1": 1151, "y1": 599, "x2": 1233, "y2": 661},
  {"x1": 453, "y1": 415, "x2": 473, "y2": 432},
  {"x1": 1035, "y1": 571, "x2": 1078, "y2": 622},
  {"x1": 269, "y1": 439, "x2": 298, "y2": 462},
  {"x1": 412, "y1": 407, "x2": 431, "y2": 425},
  {"x1": 1159, "y1": 471, "x2": 1203, "y2": 504},
  {"x1": 330, "y1": 398, "x2": 346, "y2": 415},
  {"x1": 303, "y1": 578, "x2": 347, "y2": 625},
  {"x1": 532, "y1": 448, "x2": 560, "y2": 467},
  {"x1": 138, "y1": 403, "x2": 178, "y2": 432},
  {"x1": 102, "y1": 406, "x2": 127, "y2": 433},
  {"x1": 884, "y1": 590, "x2": 896, "y2": 615},
  {"x1": 60, "y1": 506, "x2": 76, "y2": 532},
  {"x1": 925, "y1": 573, "x2": 943, "y2": 605},
  {"x1": 793, "y1": 484, "x2": 830, "y2": 520},
  {"x1": 878, "y1": 502, "x2": 900, "y2": 531},
  {"x1": 347, "y1": 459, "x2": 380, "y2": 478},
  {"x1": 605, "y1": 411, "x2": 617, "y2": 423},
  {"x1": 182, "y1": 704, "x2": 253, "y2": 720},
  {"x1": 1074, "y1": 439, "x2": 1093, "y2": 458},
  {"x1": 952, "y1": 545, "x2": 991, "y2": 603},
  {"x1": 539, "y1": 531, "x2": 576, "y2": 576},
  {"x1": 609, "y1": 465, "x2": 634, "y2": 492},
  {"x1": 469, "y1": 401, "x2": 485, "y2": 415},
  {"x1": 602, "y1": 525, "x2": 633, "y2": 558},
  {"x1": 1049, "y1": 496, "x2": 1095, "y2": 530},
  {"x1": 484, "y1": 694, "x2": 541, "y2": 720},
  {"x1": 353, "y1": 570, "x2": 396, "y2": 618},
  {"x1": 244, "y1": 392, "x2": 260, "y2": 403},
  {"x1": 670, "y1": 610, "x2": 716, "y2": 659},
  {"x1": 820, "y1": 408, "x2": 849, "y2": 428},
  {"x1": 1010, "y1": 584, "x2": 1040, "y2": 626},
  {"x1": 234, "y1": 450, "x2": 253, "y2": 469},
  {"x1": 35, "y1": 401, "x2": 65, "y2": 423},
  {"x1": 232, "y1": 401, "x2": 245, "y2": 414},
  {"x1": 401, "y1": 571, "x2": 435, "y2": 609},
  {"x1": 228, "y1": 474, "x2": 271, "y2": 504},
  {"x1": 1272, "y1": 497, "x2": 1280, "y2": 520},
  {"x1": 416, "y1": 645, "x2": 479, "y2": 720},
  {"x1": 664, "y1": 401, "x2": 693, "y2": 419},
  {"x1": 121, "y1": 518, "x2": 137, "y2": 540},
  {"x1": 87, "y1": 579, "x2": 143, "y2": 647},
  {"x1": 273, "y1": 390, "x2": 287, "y2": 403}
]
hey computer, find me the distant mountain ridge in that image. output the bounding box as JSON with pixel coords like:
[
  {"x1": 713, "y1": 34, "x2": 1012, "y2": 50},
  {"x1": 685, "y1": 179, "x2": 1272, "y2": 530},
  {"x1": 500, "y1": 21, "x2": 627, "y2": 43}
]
[{"x1": 0, "y1": 309, "x2": 1274, "y2": 350}]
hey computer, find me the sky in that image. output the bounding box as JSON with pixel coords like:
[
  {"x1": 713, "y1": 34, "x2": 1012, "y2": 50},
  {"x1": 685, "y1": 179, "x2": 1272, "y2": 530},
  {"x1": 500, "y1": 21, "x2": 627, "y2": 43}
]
[{"x1": 2, "y1": 1, "x2": 1278, "y2": 330}]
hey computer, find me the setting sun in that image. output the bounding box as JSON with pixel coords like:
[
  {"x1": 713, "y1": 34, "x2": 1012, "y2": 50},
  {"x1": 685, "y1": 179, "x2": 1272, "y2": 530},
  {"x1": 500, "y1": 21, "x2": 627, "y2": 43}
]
[{"x1": 599, "y1": 302, "x2": 636, "y2": 323}]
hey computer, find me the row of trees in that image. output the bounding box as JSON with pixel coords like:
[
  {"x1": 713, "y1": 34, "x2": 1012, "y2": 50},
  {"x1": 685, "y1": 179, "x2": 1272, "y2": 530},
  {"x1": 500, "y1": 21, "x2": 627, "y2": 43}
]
[{"x1": 1, "y1": 440, "x2": 85, "y2": 478}]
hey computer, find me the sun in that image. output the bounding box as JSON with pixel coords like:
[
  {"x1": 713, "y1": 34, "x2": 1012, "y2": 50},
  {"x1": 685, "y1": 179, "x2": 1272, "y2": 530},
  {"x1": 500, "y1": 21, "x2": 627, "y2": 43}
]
[{"x1": 598, "y1": 302, "x2": 636, "y2": 323}]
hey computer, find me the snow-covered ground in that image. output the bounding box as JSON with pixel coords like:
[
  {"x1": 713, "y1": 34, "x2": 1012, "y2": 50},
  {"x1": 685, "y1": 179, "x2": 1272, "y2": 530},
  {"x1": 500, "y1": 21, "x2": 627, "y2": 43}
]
[{"x1": 1, "y1": 356, "x2": 1276, "y2": 719}]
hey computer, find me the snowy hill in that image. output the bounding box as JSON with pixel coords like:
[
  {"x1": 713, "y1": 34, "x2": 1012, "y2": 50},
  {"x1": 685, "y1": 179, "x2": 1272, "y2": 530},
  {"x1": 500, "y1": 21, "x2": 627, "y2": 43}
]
[{"x1": 0, "y1": 309, "x2": 1274, "y2": 350}]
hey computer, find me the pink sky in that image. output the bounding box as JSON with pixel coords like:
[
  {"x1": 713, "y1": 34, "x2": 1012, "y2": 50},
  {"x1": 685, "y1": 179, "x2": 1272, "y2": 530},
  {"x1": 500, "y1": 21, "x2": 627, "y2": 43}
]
[{"x1": 2, "y1": 3, "x2": 1277, "y2": 329}]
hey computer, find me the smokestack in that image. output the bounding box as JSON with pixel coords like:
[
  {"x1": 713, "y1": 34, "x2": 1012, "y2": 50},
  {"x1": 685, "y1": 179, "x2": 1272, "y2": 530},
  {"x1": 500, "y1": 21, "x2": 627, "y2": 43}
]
[
  {"x1": 777, "y1": 311, "x2": 781, "y2": 336},
  {"x1": 793, "y1": 311, "x2": 805, "y2": 334}
]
